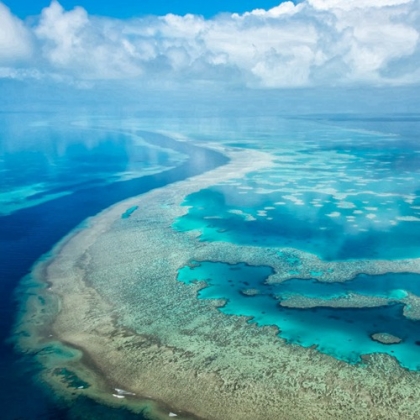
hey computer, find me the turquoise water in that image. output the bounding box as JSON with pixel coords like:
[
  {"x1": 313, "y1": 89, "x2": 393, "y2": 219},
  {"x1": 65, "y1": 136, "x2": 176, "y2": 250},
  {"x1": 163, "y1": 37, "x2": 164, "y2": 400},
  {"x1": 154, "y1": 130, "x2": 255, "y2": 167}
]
[
  {"x1": 178, "y1": 261, "x2": 420, "y2": 370},
  {"x1": 3, "y1": 108, "x2": 420, "y2": 417},
  {"x1": 174, "y1": 121, "x2": 420, "y2": 260},
  {"x1": 122, "y1": 206, "x2": 139, "y2": 219},
  {"x1": 174, "y1": 116, "x2": 420, "y2": 370}
]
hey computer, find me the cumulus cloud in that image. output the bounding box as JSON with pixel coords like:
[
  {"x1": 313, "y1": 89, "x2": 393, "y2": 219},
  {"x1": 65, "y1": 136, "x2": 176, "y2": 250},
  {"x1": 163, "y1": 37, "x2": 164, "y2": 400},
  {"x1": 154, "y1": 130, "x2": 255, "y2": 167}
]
[
  {"x1": 34, "y1": 1, "x2": 144, "y2": 79},
  {"x1": 0, "y1": 0, "x2": 419, "y2": 88},
  {"x1": 0, "y1": 2, "x2": 32, "y2": 63}
]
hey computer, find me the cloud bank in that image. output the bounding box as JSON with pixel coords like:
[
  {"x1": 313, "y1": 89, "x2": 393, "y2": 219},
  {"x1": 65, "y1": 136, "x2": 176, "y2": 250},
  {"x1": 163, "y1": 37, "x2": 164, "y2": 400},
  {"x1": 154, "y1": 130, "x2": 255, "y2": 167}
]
[{"x1": 0, "y1": 0, "x2": 419, "y2": 88}]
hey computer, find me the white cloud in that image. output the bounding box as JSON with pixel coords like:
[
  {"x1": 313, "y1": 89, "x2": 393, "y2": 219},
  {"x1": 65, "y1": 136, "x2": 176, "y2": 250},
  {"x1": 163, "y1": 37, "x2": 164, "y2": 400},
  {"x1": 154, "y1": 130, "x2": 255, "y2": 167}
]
[
  {"x1": 0, "y1": 2, "x2": 32, "y2": 63},
  {"x1": 0, "y1": 0, "x2": 420, "y2": 88},
  {"x1": 308, "y1": 0, "x2": 413, "y2": 12},
  {"x1": 236, "y1": 1, "x2": 303, "y2": 18},
  {"x1": 34, "y1": 1, "x2": 143, "y2": 79}
]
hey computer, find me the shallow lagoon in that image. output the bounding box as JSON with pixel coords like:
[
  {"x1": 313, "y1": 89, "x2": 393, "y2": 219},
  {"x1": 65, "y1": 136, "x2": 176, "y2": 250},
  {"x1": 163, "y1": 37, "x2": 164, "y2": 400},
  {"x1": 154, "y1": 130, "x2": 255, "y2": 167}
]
[
  {"x1": 174, "y1": 122, "x2": 420, "y2": 260},
  {"x1": 178, "y1": 261, "x2": 420, "y2": 369},
  {"x1": 172, "y1": 115, "x2": 420, "y2": 371}
]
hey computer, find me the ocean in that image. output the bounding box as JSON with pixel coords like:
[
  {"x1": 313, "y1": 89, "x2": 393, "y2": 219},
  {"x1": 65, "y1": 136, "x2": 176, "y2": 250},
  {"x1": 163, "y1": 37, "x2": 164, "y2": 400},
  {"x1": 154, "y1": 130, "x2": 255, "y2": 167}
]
[{"x1": 1, "y1": 105, "x2": 420, "y2": 418}]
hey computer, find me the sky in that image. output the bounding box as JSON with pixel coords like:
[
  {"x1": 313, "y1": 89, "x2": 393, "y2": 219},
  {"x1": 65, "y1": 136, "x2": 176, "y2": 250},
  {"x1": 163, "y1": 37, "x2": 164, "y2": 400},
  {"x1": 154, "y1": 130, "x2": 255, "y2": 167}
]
[
  {"x1": 2, "y1": 0, "x2": 283, "y2": 19},
  {"x1": 0, "y1": 0, "x2": 420, "y2": 90}
]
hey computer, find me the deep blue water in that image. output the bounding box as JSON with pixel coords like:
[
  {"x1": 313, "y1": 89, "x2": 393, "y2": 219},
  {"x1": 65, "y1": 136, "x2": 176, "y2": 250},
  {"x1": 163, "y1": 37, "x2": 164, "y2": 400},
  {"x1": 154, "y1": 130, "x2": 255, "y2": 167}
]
[
  {"x1": 178, "y1": 261, "x2": 420, "y2": 369},
  {"x1": 0, "y1": 117, "x2": 228, "y2": 419}
]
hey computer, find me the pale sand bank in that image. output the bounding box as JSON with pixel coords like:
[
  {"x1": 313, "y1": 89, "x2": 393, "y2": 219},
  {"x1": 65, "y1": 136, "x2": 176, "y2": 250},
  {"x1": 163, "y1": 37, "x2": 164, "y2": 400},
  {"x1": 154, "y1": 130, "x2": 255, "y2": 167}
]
[{"x1": 15, "y1": 137, "x2": 420, "y2": 419}]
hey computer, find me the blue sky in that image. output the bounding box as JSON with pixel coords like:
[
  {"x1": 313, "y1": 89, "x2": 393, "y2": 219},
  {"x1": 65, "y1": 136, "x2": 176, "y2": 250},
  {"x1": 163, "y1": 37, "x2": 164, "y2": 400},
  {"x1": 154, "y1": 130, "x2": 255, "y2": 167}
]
[
  {"x1": 3, "y1": 0, "x2": 283, "y2": 18},
  {"x1": 0, "y1": 0, "x2": 419, "y2": 90}
]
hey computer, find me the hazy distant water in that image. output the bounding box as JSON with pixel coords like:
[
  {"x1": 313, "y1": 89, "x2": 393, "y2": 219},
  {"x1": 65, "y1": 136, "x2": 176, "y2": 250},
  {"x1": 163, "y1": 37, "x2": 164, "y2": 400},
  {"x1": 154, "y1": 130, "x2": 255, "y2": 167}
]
[{"x1": 2, "y1": 110, "x2": 420, "y2": 418}]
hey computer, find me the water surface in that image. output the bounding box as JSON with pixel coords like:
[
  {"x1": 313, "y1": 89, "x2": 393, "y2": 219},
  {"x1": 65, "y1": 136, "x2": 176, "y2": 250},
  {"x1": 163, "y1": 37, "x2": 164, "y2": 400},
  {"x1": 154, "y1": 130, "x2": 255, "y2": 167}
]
[{"x1": 3, "y1": 111, "x2": 420, "y2": 418}]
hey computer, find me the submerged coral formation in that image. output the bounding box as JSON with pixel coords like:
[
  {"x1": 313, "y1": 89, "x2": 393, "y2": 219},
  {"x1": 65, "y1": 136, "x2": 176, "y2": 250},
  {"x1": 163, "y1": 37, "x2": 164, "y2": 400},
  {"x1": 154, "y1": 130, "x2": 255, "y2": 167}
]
[
  {"x1": 371, "y1": 333, "x2": 402, "y2": 345},
  {"x1": 14, "y1": 137, "x2": 420, "y2": 420}
]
